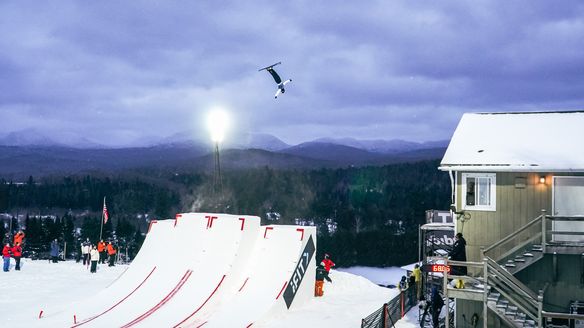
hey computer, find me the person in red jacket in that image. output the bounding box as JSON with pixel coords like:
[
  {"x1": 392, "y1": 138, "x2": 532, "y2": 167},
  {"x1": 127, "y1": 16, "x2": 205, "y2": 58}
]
[
  {"x1": 107, "y1": 242, "x2": 117, "y2": 267},
  {"x1": 320, "y1": 253, "x2": 335, "y2": 283},
  {"x1": 11, "y1": 242, "x2": 22, "y2": 271},
  {"x1": 2, "y1": 243, "x2": 11, "y2": 272}
]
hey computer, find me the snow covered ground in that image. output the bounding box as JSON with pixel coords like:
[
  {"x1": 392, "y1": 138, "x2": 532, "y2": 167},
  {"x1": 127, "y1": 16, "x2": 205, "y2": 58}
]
[{"x1": 0, "y1": 259, "x2": 421, "y2": 327}]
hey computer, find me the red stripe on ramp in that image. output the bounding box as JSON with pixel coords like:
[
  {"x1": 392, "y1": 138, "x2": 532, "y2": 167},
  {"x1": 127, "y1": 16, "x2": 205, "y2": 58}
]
[
  {"x1": 148, "y1": 220, "x2": 158, "y2": 232},
  {"x1": 263, "y1": 227, "x2": 273, "y2": 238},
  {"x1": 121, "y1": 270, "x2": 193, "y2": 328},
  {"x1": 246, "y1": 324, "x2": 253, "y2": 328},
  {"x1": 276, "y1": 281, "x2": 287, "y2": 300},
  {"x1": 71, "y1": 266, "x2": 157, "y2": 327},
  {"x1": 196, "y1": 322, "x2": 208, "y2": 327},
  {"x1": 238, "y1": 277, "x2": 249, "y2": 292},
  {"x1": 173, "y1": 275, "x2": 226, "y2": 328}
]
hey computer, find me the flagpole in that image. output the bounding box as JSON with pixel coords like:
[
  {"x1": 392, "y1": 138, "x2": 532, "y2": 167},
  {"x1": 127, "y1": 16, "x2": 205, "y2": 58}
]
[{"x1": 99, "y1": 197, "x2": 105, "y2": 241}]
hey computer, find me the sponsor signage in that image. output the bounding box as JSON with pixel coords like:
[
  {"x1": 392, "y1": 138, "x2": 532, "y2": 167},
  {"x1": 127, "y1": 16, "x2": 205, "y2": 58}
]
[
  {"x1": 283, "y1": 235, "x2": 315, "y2": 309},
  {"x1": 426, "y1": 210, "x2": 453, "y2": 224},
  {"x1": 422, "y1": 264, "x2": 451, "y2": 273}
]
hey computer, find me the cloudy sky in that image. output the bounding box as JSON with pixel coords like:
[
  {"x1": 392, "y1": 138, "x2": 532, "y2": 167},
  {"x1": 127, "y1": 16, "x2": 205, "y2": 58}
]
[{"x1": 1, "y1": 1, "x2": 583, "y2": 147}]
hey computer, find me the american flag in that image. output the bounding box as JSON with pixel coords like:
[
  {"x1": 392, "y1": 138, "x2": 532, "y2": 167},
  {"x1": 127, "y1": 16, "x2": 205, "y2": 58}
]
[{"x1": 103, "y1": 198, "x2": 109, "y2": 224}]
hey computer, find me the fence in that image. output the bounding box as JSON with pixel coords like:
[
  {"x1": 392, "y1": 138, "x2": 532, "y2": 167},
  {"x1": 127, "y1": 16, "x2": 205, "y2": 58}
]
[{"x1": 361, "y1": 286, "x2": 417, "y2": 328}]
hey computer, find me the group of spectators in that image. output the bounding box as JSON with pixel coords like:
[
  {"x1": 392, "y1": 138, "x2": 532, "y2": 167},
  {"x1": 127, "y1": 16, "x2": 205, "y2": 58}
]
[
  {"x1": 2, "y1": 230, "x2": 25, "y2": 272},
  {"x1": 79, "y1": 238, "x2": 117, "y2": 273},
  {"x1": 2, "y1": 230, "x2": 118, "y2": 274}
]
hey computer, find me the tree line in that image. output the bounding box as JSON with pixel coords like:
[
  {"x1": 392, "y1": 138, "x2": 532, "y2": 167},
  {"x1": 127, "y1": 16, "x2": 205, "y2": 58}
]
[{"x1": 0, "y1": 160, "x2": 451, "y2": 266}]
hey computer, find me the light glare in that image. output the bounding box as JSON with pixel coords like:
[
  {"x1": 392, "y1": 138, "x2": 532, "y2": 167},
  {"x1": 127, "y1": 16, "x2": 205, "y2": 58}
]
[{"x1": 207, "y1": 109, "x2": 230, "y2": 143}]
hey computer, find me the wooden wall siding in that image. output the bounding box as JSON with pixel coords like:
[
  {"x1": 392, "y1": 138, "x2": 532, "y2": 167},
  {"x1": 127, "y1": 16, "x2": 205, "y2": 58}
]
[
  {"x1": 456, "y1": 300, "x2": 487, "y2": 327},
  {"x1": 455, "y1": 172, "x2": 555, "y2": 262}
]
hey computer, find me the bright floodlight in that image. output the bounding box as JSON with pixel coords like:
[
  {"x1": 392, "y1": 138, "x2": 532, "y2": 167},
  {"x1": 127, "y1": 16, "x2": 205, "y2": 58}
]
[{"x1": 207, "y1": 109, "x2": 230, "y2": 143}]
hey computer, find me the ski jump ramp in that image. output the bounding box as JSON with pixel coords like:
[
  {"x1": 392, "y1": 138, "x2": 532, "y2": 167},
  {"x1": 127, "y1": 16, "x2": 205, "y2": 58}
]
[{"x1": 38, "y1": 213, "x2": 316, "y2": 327}]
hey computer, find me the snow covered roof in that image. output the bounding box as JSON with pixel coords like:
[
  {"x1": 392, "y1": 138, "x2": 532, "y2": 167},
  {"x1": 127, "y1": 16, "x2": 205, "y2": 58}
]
[{"x1": 439, "y1": 111, "x2": 584, "y2": 172}]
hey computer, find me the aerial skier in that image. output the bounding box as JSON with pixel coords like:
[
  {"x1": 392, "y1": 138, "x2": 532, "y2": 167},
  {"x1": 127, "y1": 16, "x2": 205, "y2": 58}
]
[{"x1": 258, "y1": 62, "x2": 292, "y2": 98}]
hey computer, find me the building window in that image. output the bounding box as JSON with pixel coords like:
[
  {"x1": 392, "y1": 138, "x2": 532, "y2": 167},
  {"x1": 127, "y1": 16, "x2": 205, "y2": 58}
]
[{"x1": 462, "y1": 173, "x2": 496, "y2": 211}]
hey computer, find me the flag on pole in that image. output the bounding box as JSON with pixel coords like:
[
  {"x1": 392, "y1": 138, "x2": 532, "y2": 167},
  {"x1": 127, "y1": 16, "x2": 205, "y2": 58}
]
[{"x1": 103, "y1": 198, "x2": 109, "y2": 224}]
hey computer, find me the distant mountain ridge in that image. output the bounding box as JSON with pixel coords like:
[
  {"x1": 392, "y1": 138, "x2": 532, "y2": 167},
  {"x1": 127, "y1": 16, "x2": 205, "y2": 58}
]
[
  {"x1": 0, "y1": 129, "x2": 447, "y2": 153},
  {"x1": 0, "y1": 130, "x2": 448, "y2": 179}
]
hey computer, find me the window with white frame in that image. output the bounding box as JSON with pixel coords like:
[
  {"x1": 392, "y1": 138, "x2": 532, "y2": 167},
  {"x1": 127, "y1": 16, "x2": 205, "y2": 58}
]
[{"x1": 462, "y1": 173, "x2": 496, "y2": 211}]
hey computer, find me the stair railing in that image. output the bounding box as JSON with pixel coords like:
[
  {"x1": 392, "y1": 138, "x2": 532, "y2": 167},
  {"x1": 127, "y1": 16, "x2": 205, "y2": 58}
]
[{"x1": 482, "y1": 212, "x2": 544, "y2": 262}]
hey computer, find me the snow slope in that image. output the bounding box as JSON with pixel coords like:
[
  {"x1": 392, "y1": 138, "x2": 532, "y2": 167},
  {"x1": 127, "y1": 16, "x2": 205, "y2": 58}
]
[{"x1": 0, "y1": 259, "x2": 429, "y2": 327}]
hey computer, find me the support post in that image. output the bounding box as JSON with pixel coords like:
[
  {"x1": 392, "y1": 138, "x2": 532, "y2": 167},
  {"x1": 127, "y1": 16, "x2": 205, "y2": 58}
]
[
  {"x1": 444, "y1": 257, "x2": 449, "y2": 328},
  {"x1": 541, "y1": 209, "x2": 546, "y2": 254},
  {"x1": 483, "y1": 258, "x2": 488, "y2": 328},
  {"x1": 537, "y1": 290, "x2": 544, "y2": 328}
]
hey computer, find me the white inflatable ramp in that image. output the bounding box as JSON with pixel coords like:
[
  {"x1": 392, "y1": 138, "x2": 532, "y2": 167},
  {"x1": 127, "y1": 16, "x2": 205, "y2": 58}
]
[{"x1": 179, "y1": 225, "x2": 316, "y2": 328}]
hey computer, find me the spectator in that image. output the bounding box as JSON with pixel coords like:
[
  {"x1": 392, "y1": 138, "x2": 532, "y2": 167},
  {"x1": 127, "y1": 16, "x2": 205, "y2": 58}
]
[
  {"x1": 398, "y1": 275, "x2": 408, "y2": 291},
  {"x1": 412, "y1": 264, "x2": 422, "y2": 300},
  {"x1": 449, "y1": 232, "x2": 467, "y2": 288},
  {"x1": 50, "y1": 239, "x2": 60, "y2": 263},
  {"x1": 90, "y1": 245, "x2": 99, "y2": 273},
  {"x1": 13, "y1": 230, "x2": 25, "y2": 246},
  {"x1": 11, "y1": 242, "x2": 22, "y2": 271},
  {"x1": 81, "y1": 238, "x2": 91, "y2": 266},
  {"x1": 431, "y1": 286, "x2": 444, "y2": 328},
  {"x1": 2, "y1": 243, "x2": 11, "y2": 272},
  {"x1": 107, "y1": 242, "x2": 117, "y2": 267},
  {"x1": 97, "y1": 240, "x2": 107, "y2": 264}
]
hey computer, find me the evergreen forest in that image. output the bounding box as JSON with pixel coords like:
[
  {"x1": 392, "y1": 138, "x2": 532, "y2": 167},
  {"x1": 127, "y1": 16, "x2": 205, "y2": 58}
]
[{"x1": 0, "y1": 160, "x2": 451, "y2": 267}]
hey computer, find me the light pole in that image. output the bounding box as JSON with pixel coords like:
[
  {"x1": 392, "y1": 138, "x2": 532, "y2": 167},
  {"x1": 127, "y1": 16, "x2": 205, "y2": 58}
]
[{"x1": 206, "y1": 109, "x2": 229, "y2": 205}]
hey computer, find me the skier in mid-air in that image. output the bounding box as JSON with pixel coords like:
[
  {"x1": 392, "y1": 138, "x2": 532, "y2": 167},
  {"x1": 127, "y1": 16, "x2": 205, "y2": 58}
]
[{"x1": 259, "y1": 62, "x2": 292, "y2": 98}]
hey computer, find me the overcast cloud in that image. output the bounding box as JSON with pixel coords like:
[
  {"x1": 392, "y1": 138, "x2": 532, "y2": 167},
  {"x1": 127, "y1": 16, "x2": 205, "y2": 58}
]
[{"x1": 1, "y1": 1, "x2": 583, "y2": 147}]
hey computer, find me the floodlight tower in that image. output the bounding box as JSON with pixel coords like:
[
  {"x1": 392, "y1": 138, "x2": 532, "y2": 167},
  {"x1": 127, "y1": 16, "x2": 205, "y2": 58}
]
[{"x1": 207, "y1": 109, "x2": 229, "y2": 199}]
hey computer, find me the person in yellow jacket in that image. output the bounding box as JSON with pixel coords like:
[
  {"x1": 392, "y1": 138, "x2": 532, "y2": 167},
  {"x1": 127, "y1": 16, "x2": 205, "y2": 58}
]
[
  {"x1": 412, "y1": 264, "x2": 422, "y2": 300},
  {"x1": 106, "y1": 242, "x2": 116, "y2": 267}
]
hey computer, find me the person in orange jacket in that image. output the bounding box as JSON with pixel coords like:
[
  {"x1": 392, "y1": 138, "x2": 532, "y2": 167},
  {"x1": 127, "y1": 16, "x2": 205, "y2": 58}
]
[
  {"x1": 107, "y1": 242, "x2": 117, "y2": 267},
  {"x1": 2, "y1": 243, "x2": 12, "y2": 272},
  {"x1": 11, "y1": 242, "x2": 22, "y2": 271},
  {"x1": 97, "y1": 240, "x2": 106, "y2": 264},
  {"x1": 13, "y1": 231, "x2": 25, "y2": 246}
]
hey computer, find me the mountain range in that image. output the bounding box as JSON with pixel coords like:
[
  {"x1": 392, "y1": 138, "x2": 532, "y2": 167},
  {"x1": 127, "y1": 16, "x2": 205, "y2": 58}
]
[{"x1": 0, "y1": 130, "x2": 448, "y2": 179}]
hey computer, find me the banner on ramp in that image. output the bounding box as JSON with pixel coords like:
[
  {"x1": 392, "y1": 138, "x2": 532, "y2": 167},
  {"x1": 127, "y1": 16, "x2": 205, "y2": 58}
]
[{"x1": 283, "y1": 235, "x2": 315, "y2": 309}]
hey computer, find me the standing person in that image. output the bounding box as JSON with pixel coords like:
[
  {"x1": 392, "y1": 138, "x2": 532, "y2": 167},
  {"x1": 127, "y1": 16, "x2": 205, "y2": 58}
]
[
  {"x1": 81, "y1": 238, "x2": 91, "y2": 266},
  {"x1": 2, "y1": 243, "x2": 11, "y2": 272},
  {"x1": 412, "y1": 264, "x2": 422, "y2": 300},
  {"x1": 97, "y1": 240, "x2": 106, "y2": 264},
  {"x1": 11, "y1": 242, "x2": 22, "y2": 271},
  {"x1": 13, "y1": 230, "x2": 25, "y2": 246},
  {"x1": 398, "y1": 275, "x2": 408, "y2": 291},
  {"x1": 90, "y1": 245, "x2": 99, "y2": 273},
  {"x1": 107, "y1": 242, "x2": 117, "y2": 267},
  {"x1": 449, "y1": 232, "x2": 467, "y2": 288},
  {"x1": 320, "y1": 253, "x2": 335, "y2": 283},
  {"x1": 430, "y1": 286, "x2": 444, "y2": 328},
  {"x1": 315, "y1": 264, "x2": 328, "y2": 297},
  {"x1": 50, "y1": 239, "x2": 60, "y2": 263}
]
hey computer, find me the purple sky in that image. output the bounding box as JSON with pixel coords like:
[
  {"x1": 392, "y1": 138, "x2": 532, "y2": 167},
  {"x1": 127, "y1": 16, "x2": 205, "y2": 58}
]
[{"x1": 1, "y1": 1, "x2": 583, "y2": 147}]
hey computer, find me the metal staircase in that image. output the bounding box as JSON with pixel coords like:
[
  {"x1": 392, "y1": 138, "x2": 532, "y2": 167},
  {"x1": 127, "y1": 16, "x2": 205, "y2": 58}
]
[{"x1": 443, "y1": 211, "x2": 584, "y2": 327}]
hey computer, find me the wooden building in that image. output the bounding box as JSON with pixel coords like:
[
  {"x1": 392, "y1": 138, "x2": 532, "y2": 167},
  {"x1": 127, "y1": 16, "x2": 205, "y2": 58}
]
[{"x1": 438, "y1": 111, "x2": 584, "y2": 327}]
